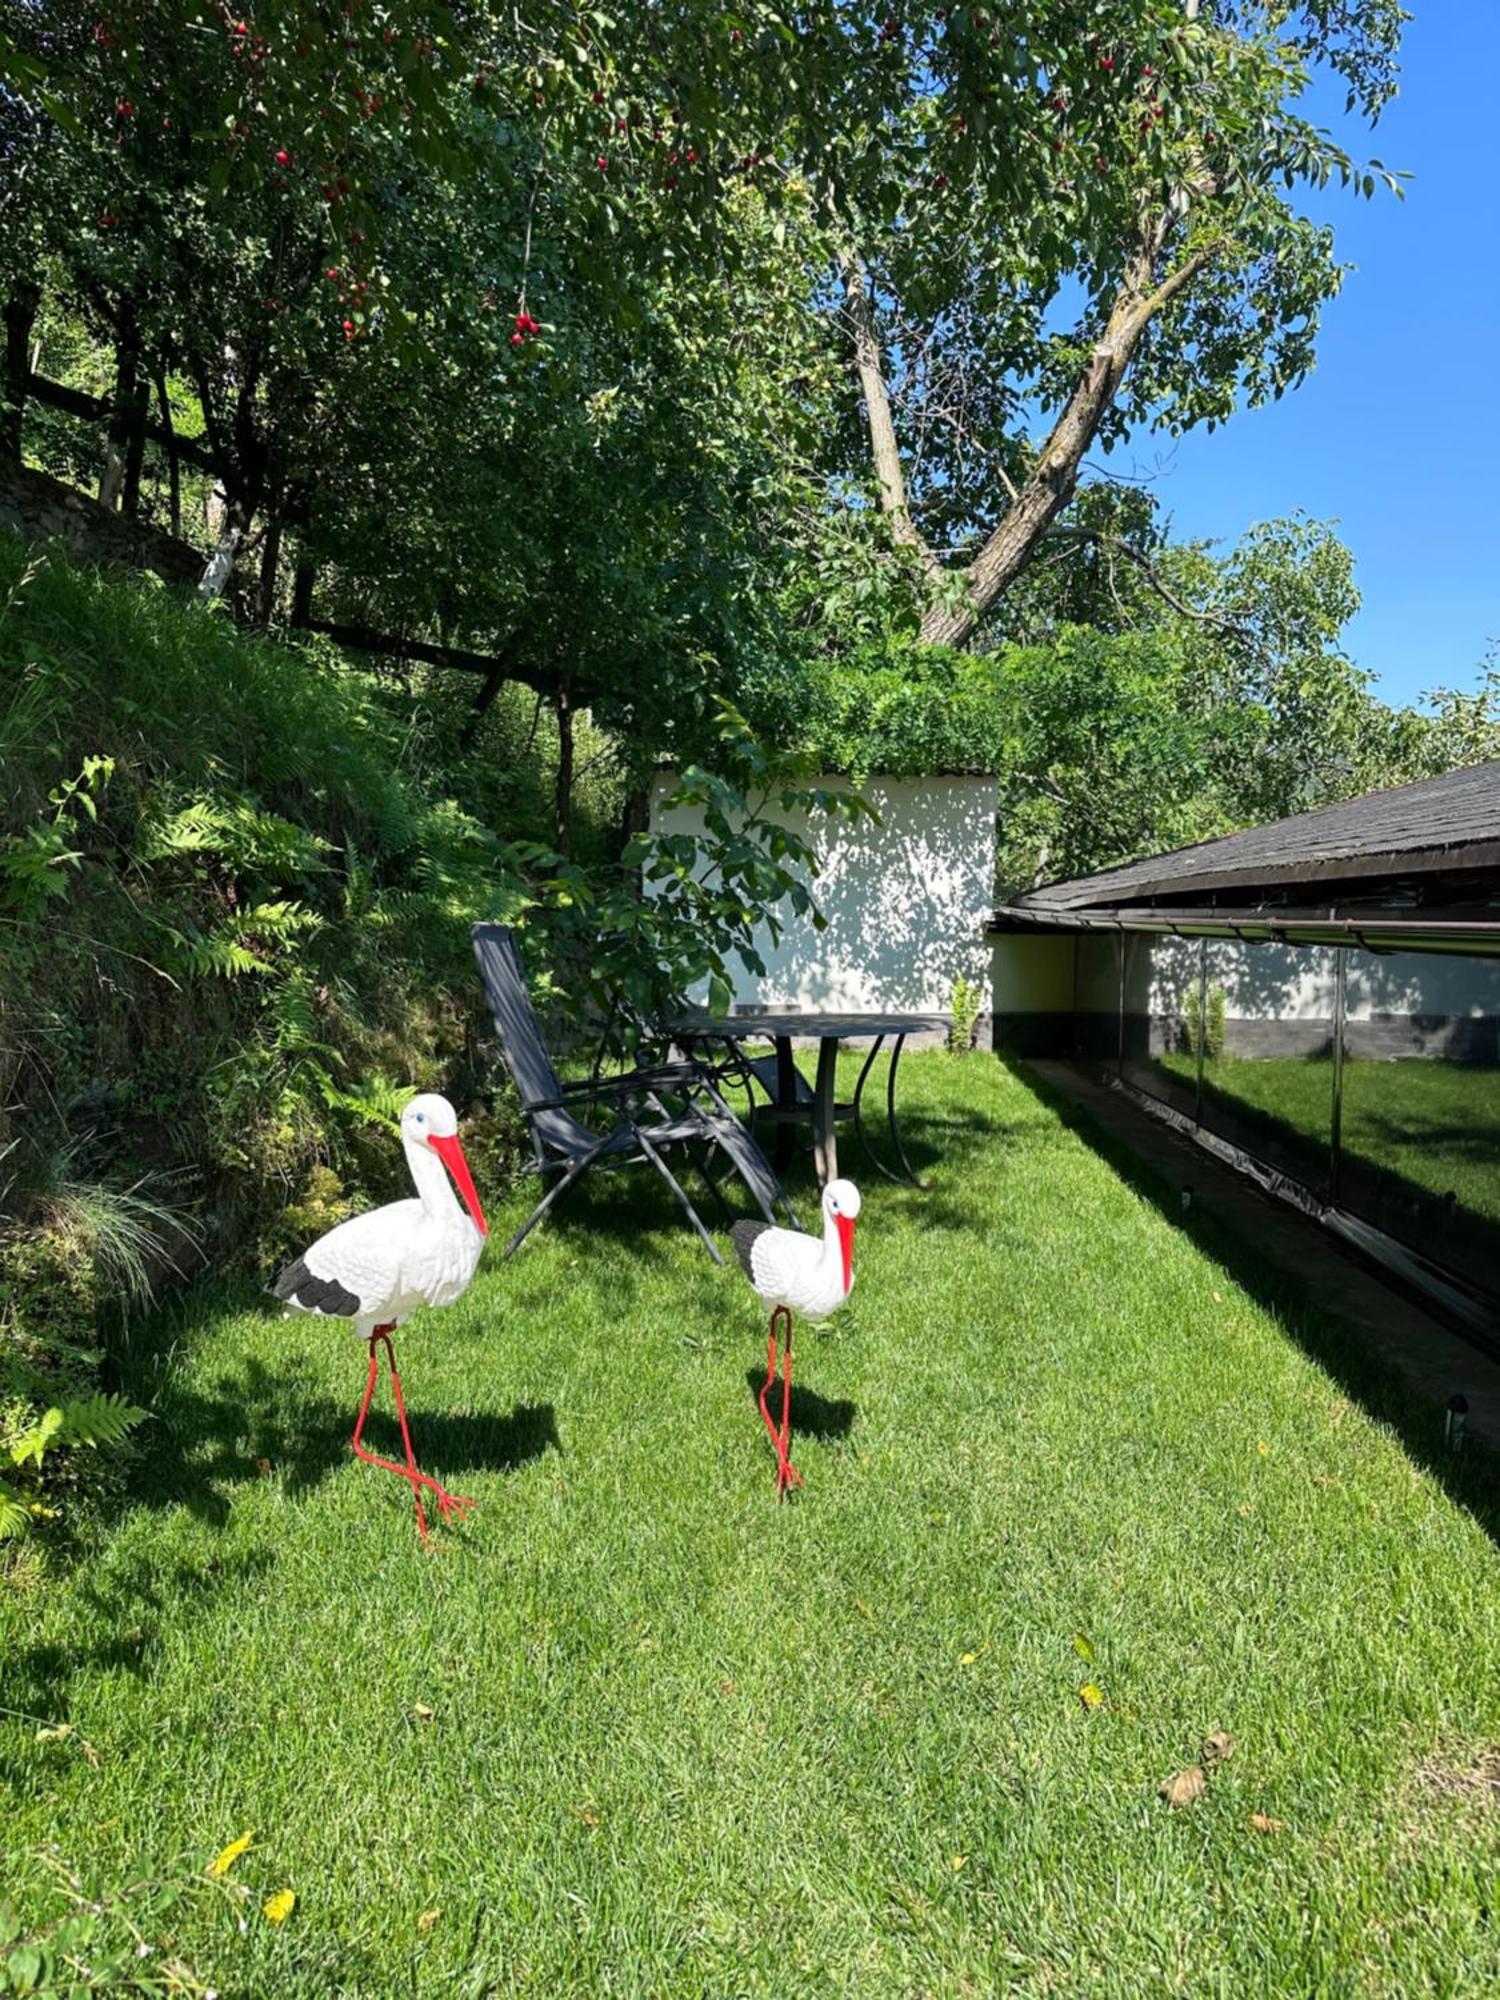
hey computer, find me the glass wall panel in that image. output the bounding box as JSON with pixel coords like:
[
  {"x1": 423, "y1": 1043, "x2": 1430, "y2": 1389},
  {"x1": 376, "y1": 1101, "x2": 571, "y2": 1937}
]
[
  {"x1": 1338, "y1": 948, "x2": 1500, "y2": 1293},
  {"x1": 1073, "y1": 933, "x2": 1121, "y2": 1064},
  {"x1": 1189, "y1": 939, "x2": 1337, "y2": 1200},
  {"x1": 1121, "y1": 933, "x2": 1203, "y2": 1117}
]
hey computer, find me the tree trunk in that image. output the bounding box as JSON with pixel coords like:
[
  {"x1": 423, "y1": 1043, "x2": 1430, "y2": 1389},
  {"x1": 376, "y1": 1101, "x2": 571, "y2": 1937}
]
[
  {"x1": 914, "y1": 233, "x2": 1221, "y2": 649},
  {"x1": 1, "y1": 283, "x2": 40, "y2": 465},
  {"x1": 290, "y1": 553, "x2": 316, "y2": 626},
  {"x1": 840, "y1": 255, "x2": 938, "y2": 574},
  {"x1": 198, "y1": 494, "x2": 249, "y2": 599},
  {"x1": 554, "y1": 678, "x2": 574, "y2": 857},
  {"x1": 254, "y1": 510, "x2": 282, "y2": 627},
  {"x1": 614, "y1": 780, "x2": 652, "y2": 870},
  {"x1": 99, "y1": 314, "x2": 145, "y2": 513},
  {"x1": 153, "y1": 366, "x2": 181, "y2": 538}
]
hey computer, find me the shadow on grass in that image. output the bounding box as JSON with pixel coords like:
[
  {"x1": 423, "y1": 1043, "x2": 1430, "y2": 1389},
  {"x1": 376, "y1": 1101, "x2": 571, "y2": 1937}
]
[
  {"x1": 127, "y1": 1346, "x2": 559, "y2": 1527},
  {"x1": 1010, "y1": 1059, "x2": 1500, "y2": 1551},
  {"x1": 0, "y1": 1542, "x2": 280, "y2": 1775},
  {"x1": 742, "y1": 1368, "x2": 857, "y2": 1442}
]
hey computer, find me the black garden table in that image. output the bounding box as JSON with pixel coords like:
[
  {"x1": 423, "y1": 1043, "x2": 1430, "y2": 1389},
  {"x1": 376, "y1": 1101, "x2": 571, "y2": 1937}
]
[{"x1": 672, "y1": 1011, "x2": 946, "y2": 1187}]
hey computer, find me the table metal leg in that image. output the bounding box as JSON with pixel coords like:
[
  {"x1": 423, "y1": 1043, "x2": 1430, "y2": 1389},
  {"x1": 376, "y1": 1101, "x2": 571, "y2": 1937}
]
[
  {"x1": 853, "y1": 1033, "x2": 925, "y2": 1187},
  {"x1": 772, "y1": 1035, "x2": 797, "y2": 1173},
  {"x1": 813, "y1": 1036, "x2": 839, "y2": 1185}
]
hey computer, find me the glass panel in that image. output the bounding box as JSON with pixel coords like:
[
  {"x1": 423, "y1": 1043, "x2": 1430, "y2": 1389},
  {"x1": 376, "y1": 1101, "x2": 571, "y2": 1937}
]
[
  {"x1": 1189, "y1": 940, "x2": 1337, "y2": 1200},
  {"x1": 1338, "y1": 948, "x2": 1500, "y2": 1295},
  {"x1": 1121, "y1": 933, "x2": 1202, "y2": 1117},
  {"x1": 1073, "y1": 933, "x2": 1121, "y2": 1065}
]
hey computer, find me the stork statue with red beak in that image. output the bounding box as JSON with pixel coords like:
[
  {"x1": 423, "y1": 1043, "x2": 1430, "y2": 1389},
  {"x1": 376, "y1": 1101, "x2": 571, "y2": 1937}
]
[
  {"x1": 272, "y1": 1092, "x2": 488, "y2": 1541},
  {"x1": 732, "y1": 1179, "x2": 860, "y2": 1499}
]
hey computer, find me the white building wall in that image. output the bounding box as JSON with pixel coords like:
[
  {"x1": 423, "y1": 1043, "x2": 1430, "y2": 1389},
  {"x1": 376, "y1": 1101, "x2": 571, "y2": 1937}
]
[{"x1": 649, "y1": 772, "x2": 997, "y2": 1013}]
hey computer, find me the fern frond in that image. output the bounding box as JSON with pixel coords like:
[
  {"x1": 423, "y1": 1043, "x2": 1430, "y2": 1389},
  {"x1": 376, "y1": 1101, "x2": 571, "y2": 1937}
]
[
  {"x1": 51, "y1": 1393, "x2": 147, "y2": 1452},
  {"x1": 0, "y1": 1491, "x2": 31, "y2": 1540},
  {"x1": 181, "y1": 932, "x2": 269, "y2": 978}
]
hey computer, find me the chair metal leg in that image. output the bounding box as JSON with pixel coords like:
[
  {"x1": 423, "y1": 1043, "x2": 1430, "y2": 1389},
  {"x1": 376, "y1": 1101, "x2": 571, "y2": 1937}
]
[
  {"x1": 503, "y1": 1141, "x2": 609, "y2": 1255},
  {"x1": 638, "y1": 1132, "x2": 724, "y2": 1263}
]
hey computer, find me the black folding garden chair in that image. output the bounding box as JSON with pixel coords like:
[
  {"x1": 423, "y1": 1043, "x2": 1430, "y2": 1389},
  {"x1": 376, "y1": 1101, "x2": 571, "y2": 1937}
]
[{"x1": 470, "y1": 924, "x2": 794, "y2": 1262}]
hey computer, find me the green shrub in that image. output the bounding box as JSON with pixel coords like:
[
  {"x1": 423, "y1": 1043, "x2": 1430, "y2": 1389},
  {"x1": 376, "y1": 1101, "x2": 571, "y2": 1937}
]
[
  {"x1": 1187, "y1": 983, "x2": 1228, "y2": 1064},
  {"x1": 947, "y1": 974, "x2": 983, "y2": 1056}
]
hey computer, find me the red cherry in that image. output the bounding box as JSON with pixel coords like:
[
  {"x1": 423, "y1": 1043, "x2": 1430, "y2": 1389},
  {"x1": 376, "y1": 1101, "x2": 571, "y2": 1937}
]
[
  {"x1": 275, "y1": 149, "x2": 290, "y2": 166},
  {"x1": 597, "y1": 155, "x2": 608, "y2": 169},
  {"x1": 116, "y1": 99, "x2": 134, "y2": 117},
  {"x1": 511, "y1": 331, "x2": 524, "y2": 346},
  {"x1": 1099, "y1": 56, "x2": 1114, "y2": 71}
]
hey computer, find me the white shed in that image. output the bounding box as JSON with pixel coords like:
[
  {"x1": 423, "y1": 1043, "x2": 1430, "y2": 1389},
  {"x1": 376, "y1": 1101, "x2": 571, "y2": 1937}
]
[{"x1": 649, "y1": 770, "x2": 998, "y2": 1035}]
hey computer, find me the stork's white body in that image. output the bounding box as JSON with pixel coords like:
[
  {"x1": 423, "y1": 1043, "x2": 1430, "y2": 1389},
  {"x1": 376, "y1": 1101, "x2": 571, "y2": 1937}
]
[
  {"x1": 732, "y1": 1179, "x2": 860, "y2": 1322},
  {"x1": 274, "y1": 1102, "x2": 486, "y2": 1337},
  {"x1": 293, "y1": 1197, "x2": 484, "y2": 1335}
]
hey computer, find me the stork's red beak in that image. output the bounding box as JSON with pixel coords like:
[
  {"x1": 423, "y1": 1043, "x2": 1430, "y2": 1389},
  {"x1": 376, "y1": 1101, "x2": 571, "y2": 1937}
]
[
  {"x1": 429, "y1": 1132, "x2": 488, "y2": 1237},
  {"x1": 836, "y1": 1212, "x2": 855, "y2": 1294}
]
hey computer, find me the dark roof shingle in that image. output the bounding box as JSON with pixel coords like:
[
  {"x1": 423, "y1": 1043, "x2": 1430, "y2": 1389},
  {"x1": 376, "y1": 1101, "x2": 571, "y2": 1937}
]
[{"x1": 1018, "y1": 761, "x2": 1500, "y2": 912}]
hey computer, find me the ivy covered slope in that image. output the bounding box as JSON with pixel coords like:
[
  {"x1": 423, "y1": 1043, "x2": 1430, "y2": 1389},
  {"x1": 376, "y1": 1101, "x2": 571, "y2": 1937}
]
[{"x1": 0, "y1": 530, "x2": 538, "y2": 1542}]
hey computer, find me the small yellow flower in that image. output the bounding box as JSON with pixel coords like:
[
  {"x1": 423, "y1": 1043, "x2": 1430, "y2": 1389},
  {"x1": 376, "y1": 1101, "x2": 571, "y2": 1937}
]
[
  {"x1": 208, "y1": 1832, "x2": 255, "y2": 1879},
  {"x1": 263, "y1": 1889, "x2": 296, "y2": 1925}
]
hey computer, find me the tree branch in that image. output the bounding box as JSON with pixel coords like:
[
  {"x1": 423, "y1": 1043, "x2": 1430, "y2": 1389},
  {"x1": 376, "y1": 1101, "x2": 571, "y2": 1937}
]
[
  {"x1": 839, "y1": 251, "x2": 939, "y2": 575},
  {"x1": 1048, "y1": 526, "x2": 1259, "y2": 644},
  {"x1": 918, "y1": 231, "x2": 1227, "y2": 649},
  {"x1": 301, "y1": 618, "x2": 579, "y2": 700},
  {"x1": 23, "y1": 372, "x2": 216, "y2": 473}
]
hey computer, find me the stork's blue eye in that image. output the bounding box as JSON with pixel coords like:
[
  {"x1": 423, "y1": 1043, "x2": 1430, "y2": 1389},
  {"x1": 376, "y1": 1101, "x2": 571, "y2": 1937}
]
[{"x1": 415, "y1": 1113, "x2": 426, "y2": 1124}]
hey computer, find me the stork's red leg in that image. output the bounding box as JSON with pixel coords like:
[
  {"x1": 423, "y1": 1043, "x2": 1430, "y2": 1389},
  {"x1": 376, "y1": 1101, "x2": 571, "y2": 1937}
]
[
  {"x1": 350, "y1": 1328, "x2": 473, "y2": 1540},
  {"x1": 384, "y1": 1333, "x2": 474, "y2": 1527},
  {"x1": 757, "y1": 1306, "x2": 802, "y2": 1500}
]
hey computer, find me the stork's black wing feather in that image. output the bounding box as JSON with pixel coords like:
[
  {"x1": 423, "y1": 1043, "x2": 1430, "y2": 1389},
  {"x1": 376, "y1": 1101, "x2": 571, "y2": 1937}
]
[
  {"x1": 271, "y1": 1254, "x2": 361, "y2": 1317},
  {"x1": 730, "y1": 1220, "x2": 771, "y2": 1282}
]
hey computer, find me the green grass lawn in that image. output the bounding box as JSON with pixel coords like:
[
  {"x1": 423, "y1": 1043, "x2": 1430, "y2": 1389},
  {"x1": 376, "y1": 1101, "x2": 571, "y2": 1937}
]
[
  {"x1": 5, "y1": 1056, "x2": 1499, "y2": 1996},
  {"x1": 1161, "y1": 1052, "x2": 1500, "y2": 1225}
]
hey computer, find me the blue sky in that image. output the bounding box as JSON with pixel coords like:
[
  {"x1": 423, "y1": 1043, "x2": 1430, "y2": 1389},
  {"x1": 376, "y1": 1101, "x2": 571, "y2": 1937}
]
[{"x1": 1104, "y1": 4, "x2": 1497, "y2": 709}]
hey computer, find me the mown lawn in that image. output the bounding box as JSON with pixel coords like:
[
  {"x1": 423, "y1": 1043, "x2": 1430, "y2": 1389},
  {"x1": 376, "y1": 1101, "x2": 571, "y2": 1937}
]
[
  {"x1": 4, "y1": 1056, "x2": 1499, "y2": 1997},
  {"x1": 1161, "y1": 1051, "x2": 1500, "y2": 1224}
]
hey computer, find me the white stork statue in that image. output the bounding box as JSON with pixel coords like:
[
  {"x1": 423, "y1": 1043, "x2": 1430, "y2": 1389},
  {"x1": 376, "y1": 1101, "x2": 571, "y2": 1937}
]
[
  {"x1": 272, "y1": 1092, "x2": 488, "y2": 1540},
  {"x1": 731, "y1": 1178, "x2": 860, "y2": 1498}
]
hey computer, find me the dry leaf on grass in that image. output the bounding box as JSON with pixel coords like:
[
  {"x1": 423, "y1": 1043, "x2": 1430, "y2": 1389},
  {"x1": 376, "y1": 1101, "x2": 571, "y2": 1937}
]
[
  {"x1": 949, "y1": 1854, "x2": 968, "y2": 1872},
  {"x1": 1202, "y1": 1731, "x2": 1235, "y2": 1766},
  {"x1": 263, "y1": 1889, "x2": 296, "y2": 1924},
  {"x1": 1159, "y1": 1766, "x2": 1207, "y2": 1808},
  {"x1": 1250, "y1": 1813, "x2": 1285, "y2": 1833},
  {"x1": 412, "y1": 1702, "x2": 435, "y2": 1722},
  {"x1": 1072, "y1": 1635, "x2": 1095, "y2": 1663},
  {"x1": 417, "y1": 1909, "x2": 441, "y2": 1933}
]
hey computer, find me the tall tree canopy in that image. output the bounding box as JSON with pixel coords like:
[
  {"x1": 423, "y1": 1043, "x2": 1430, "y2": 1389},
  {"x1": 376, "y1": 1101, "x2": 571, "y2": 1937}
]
[{"x1": 3, "y1": 2, "x2": 1407, "y2": 649}]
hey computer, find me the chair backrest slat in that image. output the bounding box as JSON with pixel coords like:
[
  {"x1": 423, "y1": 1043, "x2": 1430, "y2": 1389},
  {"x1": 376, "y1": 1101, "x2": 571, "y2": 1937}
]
[{"x1": 471, "y1": 925, "x2": 588, "y2": 1151}]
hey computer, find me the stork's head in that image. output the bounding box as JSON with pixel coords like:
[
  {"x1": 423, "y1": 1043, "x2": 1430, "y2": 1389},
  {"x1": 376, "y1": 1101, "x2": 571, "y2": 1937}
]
[
  {"x1": 822, "y1": 1177, "x2": 860, "y2": 1291},
  {"x1": 402, "y1": 1093, "x2": 488, "y2": 1237}
]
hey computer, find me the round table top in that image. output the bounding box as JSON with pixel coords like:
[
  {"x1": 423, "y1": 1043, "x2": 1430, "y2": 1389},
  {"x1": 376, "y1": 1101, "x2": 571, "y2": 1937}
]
[{"x1": 674, "y1": 1010, "x2": 948, "y2": 1040}]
